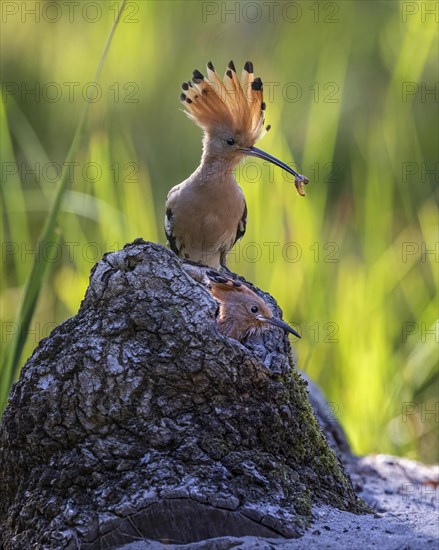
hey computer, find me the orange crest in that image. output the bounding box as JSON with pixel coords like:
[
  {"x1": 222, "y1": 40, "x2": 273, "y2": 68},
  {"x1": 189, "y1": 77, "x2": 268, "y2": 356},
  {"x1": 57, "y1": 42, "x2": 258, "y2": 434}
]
[{"x1": 180, "y1": 61, "x2": 267, "y2": 146}]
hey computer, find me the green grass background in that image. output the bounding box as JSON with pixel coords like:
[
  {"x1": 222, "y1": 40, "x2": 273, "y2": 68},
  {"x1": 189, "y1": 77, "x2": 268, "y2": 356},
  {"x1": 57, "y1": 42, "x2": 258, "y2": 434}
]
[{"x1": 1, "y1": 0, "x2": 437, "y2": 463}]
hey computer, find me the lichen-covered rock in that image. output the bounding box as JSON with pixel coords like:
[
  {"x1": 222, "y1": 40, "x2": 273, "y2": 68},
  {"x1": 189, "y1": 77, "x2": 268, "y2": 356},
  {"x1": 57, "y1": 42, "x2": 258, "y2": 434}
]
[{"x1": 0, "y1": 240, "x2": 367, "y2": 549}]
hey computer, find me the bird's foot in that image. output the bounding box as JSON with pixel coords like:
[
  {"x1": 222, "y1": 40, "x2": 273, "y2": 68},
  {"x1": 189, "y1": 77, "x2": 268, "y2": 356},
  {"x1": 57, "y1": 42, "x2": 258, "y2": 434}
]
[{"x1": 182, "y1": 260, "x2": 211, "y2": 284}]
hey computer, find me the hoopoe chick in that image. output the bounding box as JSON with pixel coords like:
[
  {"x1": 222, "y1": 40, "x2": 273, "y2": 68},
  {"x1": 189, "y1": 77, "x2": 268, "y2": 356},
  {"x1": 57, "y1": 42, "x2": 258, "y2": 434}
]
[
  {"x1": 165, "y1": 60, "x2": 308, "y2": 269},
  {"x1": 206, "y1": 271, "x2": 301, "y2": 342}
]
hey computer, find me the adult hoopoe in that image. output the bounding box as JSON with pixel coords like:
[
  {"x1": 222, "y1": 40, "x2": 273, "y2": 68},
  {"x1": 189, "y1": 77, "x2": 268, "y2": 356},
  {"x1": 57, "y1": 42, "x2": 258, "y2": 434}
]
[
  {"x1": 206, "y1": 271, "x2": 301, "y2": 342},
  {"x1": 165, "y1": 60, "x2": 308, "y2": 269}
]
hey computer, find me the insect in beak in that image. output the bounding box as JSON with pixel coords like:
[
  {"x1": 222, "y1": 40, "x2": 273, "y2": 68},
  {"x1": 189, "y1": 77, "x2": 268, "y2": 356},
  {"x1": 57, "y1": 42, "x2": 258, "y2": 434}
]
[{"x1": 241, "y1": 146, "x2": 309, "y2": 196}]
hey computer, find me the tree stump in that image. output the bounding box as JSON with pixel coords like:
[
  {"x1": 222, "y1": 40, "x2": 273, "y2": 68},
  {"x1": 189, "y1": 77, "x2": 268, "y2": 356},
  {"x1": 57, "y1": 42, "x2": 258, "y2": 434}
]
[{"x1": 0, "y1": 240, "x2": 367, "y2": 549}]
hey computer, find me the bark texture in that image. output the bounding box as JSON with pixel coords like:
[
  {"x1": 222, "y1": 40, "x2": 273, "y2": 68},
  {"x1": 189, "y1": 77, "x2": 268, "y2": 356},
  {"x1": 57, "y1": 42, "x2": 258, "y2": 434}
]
[{"x1": 0, "y1": 240, "x2": 367, "y2": 549}]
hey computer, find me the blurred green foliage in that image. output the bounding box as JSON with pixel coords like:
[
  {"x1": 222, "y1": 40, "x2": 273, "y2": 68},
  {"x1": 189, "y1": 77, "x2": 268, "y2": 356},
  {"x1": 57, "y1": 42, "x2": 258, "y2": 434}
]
[{"x1": 1, "y1": 1, "x2": 437, "y2": 463}]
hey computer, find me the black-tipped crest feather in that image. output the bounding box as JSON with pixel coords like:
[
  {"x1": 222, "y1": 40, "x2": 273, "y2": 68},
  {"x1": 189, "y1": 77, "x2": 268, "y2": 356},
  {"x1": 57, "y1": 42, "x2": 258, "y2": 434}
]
[
  {"x1": 244, "y1": 61, "x2": 253, "y2": 73},
  {"x1": 192, "y1": 69, "x2": 204, "y2": 79},
  {"x1": 206, "y1": 271, "x2": 244, "y2": 290}
]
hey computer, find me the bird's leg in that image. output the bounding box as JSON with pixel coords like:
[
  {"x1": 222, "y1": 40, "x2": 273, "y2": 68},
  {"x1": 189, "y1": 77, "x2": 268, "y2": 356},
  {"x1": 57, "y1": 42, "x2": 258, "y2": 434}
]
[
  {"x1": 218, "y1": 261, "x2": 234, "y2": 276},
  {"x1": 182, "y1": 259, "x2": 211, "y2": 284}
]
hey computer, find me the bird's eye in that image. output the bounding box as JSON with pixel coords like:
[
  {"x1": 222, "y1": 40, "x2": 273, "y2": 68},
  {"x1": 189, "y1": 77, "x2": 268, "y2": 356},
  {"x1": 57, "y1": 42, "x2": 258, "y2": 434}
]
[
  {"x1": 251, "y1": 306, "x2": 259, "y2": 313},
  {"x1": 226, "y1": 138, "x2": 235, "y2": 146}
]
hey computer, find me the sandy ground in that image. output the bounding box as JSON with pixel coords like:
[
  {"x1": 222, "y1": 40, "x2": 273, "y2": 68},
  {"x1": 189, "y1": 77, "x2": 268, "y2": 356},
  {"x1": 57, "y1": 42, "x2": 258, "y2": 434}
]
[{"x1": 120, "y1": 454, "x2": 438, "y2": 550}]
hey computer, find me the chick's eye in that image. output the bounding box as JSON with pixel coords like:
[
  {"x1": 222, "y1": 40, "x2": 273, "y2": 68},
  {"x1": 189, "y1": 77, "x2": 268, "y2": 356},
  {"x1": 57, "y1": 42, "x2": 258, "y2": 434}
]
[
  {"x1": 251, "y1": 306, "x2": 259, "y2": 313},
  {"x1": 226, "y1": 138, "x2": 235, "y2": 146}
]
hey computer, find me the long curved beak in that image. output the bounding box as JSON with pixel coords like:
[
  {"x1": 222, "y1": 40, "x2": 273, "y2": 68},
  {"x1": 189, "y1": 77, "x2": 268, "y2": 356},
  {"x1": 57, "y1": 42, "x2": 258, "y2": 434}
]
[
  {"x1": 241, "y1": 146, "x2": 308, "y2": 184},
  {"x1": 260, "y1": 316, "x2": 301, "y2": 339}
]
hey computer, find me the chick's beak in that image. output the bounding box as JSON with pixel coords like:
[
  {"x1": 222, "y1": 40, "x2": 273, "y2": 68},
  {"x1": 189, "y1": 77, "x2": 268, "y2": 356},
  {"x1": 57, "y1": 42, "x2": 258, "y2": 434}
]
[
  {"x1": 241, "y1": 146, "x2": 309, "y2": 184},
  {"x1": 260, "y1": 316, "x2": 301, "y2": 339}
]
